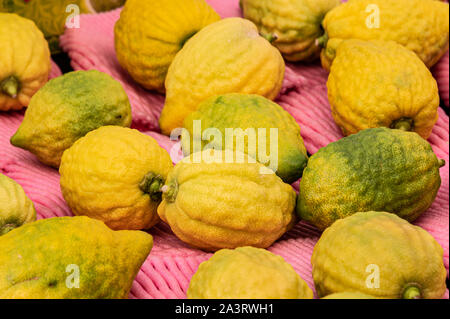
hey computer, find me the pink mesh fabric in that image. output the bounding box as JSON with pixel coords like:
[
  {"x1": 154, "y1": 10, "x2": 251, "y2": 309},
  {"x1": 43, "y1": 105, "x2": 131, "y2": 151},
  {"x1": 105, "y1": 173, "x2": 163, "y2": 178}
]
[{"x1": 0, "y1": 0, "x2": 449, "y2": 299}]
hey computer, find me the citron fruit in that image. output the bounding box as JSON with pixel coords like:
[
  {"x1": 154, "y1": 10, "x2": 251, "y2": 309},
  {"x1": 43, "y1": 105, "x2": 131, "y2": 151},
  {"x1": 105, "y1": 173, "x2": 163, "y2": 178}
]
[
  {"x1": 10, "y1": 70, "x2": 132, "y2": 168},
  {"x1": 320, "y1": 0, "x2": 449, "y2": 70},
  {"x1": 157, "y1": 149, "x2": 296, "y2": 251},
  {"x1": 0, "y1": 173, "x2": 36, "y2": 236},
  {"x1": 0, "y1": 13, "x2": 50, "y2": 111},
  {"x1": 312, "y1": 212, "x2": 447, "y2": 299},
  {"x1": 59, "y1": 126, "x2": 173, "y2": 230},
  {"x1": 322, "y1": 292, "x2": 376, "y2": 299},
  {"x1": 0, "y1": 0, "x2": 126, "y2": 54},
  {"x1": 114, "y1": 0, "x2": 220, "y2": 93},
  {"x1": 159, "y1": 18, "x2": 285, "y2": 135},
  {"x1": 182, "y1": 94, "x2": 308, "y2": 183},
  {"x1": 297, "y1": 128, "x2": 444, "y2": 231},
  {"x1": 188, "y1": 246, "x2": 313, "y2": 299},
  {"x1": 327, "y1": 40, "x2": 439, "y2": 139},
  {"x1": 240, "y1": 0, "x2": 340, "y2": 61},
  {"x1": 0, "y1": 216, "x2": 153, "y2": 299}
]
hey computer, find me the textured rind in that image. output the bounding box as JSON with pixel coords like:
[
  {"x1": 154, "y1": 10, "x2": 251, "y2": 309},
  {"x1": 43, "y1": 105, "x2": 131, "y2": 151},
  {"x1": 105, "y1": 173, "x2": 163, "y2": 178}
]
[
  {"x1": 297, "y1": 128, "x2": 442, "y2": 230},
  {"x1": 0, "y1": 216, "x2": 153, "y2": 299},
  {"x1": 327, "y1": 40, "x2": 440, "y2": 139},
  {"x1": 322, "y1": 292, "x2": 376, "y2": 299},
  {"x1": 241, "y1": 0, "x2": 340, "y2": 61},
  {"x1": 159, "y1": 18, "x2": 285, "y2": 135},
  {"x1": 187, "y1": 247, "x2": 313, "y2": 299},
  {"x1": 0, "y1": 173, "x2": 36, "y2": 235},
  {"x1": 157, "y1": 150, "x2": 296, "y2": 252},
  {"x1": 321, "y1": 0, "x2": 450, "y2": 69},
  {"x1": 114, "y1": 0, "x2": 220, "y2": 93},
  {"x1": 59, "y1": 126, "x2": 173, "y2": 230},
  {"x1": 182, "y1": 93, "x2": 308, "y2": 183},
  {"x1": 312, "y1": 212, "x2": 447, "y2": 299},
  {"x1": 0, "y1": 13, "x2": 51, "y2": 110},
  {"x1": 10, "y1": 70, "x2": 132, "y2": 168}
]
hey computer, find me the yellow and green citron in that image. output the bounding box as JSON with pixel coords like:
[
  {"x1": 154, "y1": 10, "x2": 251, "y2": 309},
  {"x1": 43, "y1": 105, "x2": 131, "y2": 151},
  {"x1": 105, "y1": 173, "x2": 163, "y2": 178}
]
[
  {"x1": 320, "y1": 0, "x2": 449, "y2": 70},
  {"x1": 327, "y1": 40, "x2": 439, "y2": 139},
  {"x1": 0, "y1": 13, "x2": 50, "y2": 111},
  {"x1": 297, "y1": 128, "x2": 444, "y2": 230},
  {"x1": 10, "y1": 70, "x2": 132, "y2": 168},
  {"x1": 159, "y1": 18, "x2": 285, "y2": 135},
  {"x1": 312, "y1": 212, "x2": 447, "y2": 299},
  {"x1": 182, "y1": 94, "x2": 308, "y2": 184},
  {"x1": 157, "y1": 149, "x2": 297, "y2": 252},
  {"x1": 0, "y1": 0, "x2": 126, "y2": 54},
  {"x1": 0, "y1": 216, "x2": 153, "y2": 299},
  {"x1": 188, "y1": 246, "x2": 313, "y2": 299},
  {"x1": 114, "y1": 0, "x2": 220, "y2": 93},
  {"x1": 60, "y1": 126, "x2": 173, "y2": 231},
  {"x1": 240, "y1": 0, "x2": 340, "y2": 62},
  {"x1": 0, "y1": 173, "x2": 36, "y2": 236}
]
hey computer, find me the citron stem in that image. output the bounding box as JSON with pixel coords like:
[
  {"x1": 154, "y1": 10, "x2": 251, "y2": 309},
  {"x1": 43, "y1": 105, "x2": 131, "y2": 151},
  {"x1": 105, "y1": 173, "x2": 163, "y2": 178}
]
[
  {"x1": 139, "y1": 172, "x2": 164, "y2": 202},
  {"x1": 316, "y1": 32, "x2": 329, "y2": 48},
  {"x1": 438, "y1": 159, "x2": 446, "y2": 168},
  {"x1": 1, "y1": 76, "x2": 19, "y2": 98},
  {"x1": 261, "y1": 33, "x2": 278, "y2": 44},
  {"x1": 391, "y1": 118, "x2": 414, "y2": 132},
  {"x1": 403, "y1": 286, "x2": 422, "y2": 299}
]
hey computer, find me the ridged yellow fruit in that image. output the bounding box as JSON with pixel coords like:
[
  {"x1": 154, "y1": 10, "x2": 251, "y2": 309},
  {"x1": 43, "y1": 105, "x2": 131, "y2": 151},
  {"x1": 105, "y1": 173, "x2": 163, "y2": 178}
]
[
  {"x1": 0, "y1": 216, "x2": 153, "y2": 299},
  {"x1": 322, "y1": 292, "x2": 375, "y2": 299},
  {"x1": 312, "y1": 212, "x2": 447, "y2": 299},
  {"x1": 159, "y1": 18, "x2": 285, "y2": 135},
  {"x1": 10, "y1": 70, "x2": 132, "y2": 168},
  {"x1": 157, "y1": 149, "x2": 296, "y2": 251},
  {"x1": 0, "y1": 13, "x2": 50, "y2": 111},
  {"x1": 320, "y1": 0, "x2": 449, "y2": 70},
  {"x1": 188, "y1": 247, "x2": 313, "y2": 299},
  {"x1": 114, "y1": 0, "x2": 220, "y2": 93},
  {"x1": 60, "y1": 126, "x2": 173, "y2": 230},
  {"x1": 327, "y1": 40, "x2": 439, "y2": 139},
  {"x1": 240, "y1": 0, "x2": 340, "y2": 61},
  {"x1": 0, "y1": 173, "x2": 36, "y2": 236}
]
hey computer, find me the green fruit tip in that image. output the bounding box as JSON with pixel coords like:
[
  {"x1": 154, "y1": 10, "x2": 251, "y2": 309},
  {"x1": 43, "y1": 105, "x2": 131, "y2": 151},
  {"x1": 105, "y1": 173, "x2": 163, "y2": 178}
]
[
  {"x1": 391, "y1": 118, "x2": 414, "y2": 132},
  {"x1": 438, "y1": 159, "x2": 446, "y2": 168},
  {"x1": 402, "y1": 286, "x2": 422, "y2": 299},
  {"x1": 1, "y1": 76, "x2": 20, "y2": 99},
  {"x1": 0, "y1": 223, "x2": 17, "y2": 236},
  {"x1": 10, "y1": 131, "x2": 24, "y2": 148},
  {"x1": 261, "y1": 33, "x2": 278, "y2": 44},
  {"x1": 139, "y1": 172, "x2": 165, "y2": 202},
  {"x1": 161, "y1": 181, "x2": 178, "y2": 203},
  {"x1": 316, "y1": 32, "x2": 329, "y2": 48}
]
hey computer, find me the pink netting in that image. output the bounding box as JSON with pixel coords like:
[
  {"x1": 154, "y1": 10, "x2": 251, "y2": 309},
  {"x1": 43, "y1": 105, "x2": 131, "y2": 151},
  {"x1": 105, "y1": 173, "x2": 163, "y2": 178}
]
[{"x1": 0, "y1": 0, "x2": 448, "y2": 299}]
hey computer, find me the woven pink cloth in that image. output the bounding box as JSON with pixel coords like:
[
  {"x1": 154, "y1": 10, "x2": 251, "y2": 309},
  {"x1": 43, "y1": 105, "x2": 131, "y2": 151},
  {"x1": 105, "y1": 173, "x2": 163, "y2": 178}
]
[{"x1": 0, "y1": 0, "x2": 449, "y2": 299}]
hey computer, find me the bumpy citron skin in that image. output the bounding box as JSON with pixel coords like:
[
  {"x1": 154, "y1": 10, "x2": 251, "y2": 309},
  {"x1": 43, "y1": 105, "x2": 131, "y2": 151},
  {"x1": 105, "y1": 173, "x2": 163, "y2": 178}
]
[
  {"x1": 0, "y1": 13, "x2": 50, "y2": 111},
  {"x1": 322, "y1": 292, "x2": 376, "y2": 299},
  {"x1": 114, "y1": 0, "x2": 220, "y2": 93},
  {"x1": 188, "y1": 246, "x2": 313, "y2": 299},
  {"x1": 0, "y1": 0, "x2": 125, "y2": 54},
  {"x1": 240, "y1": 0, "x2": 340, "y2": 61},
  {"x1": 0, "y1": 216, "x2": 153, "y2": 299},
  {"x1": 157, "y1": 149, "x2": 296, "y2": 252},
  {"x1": 159, "y1": 18, "x2": 285, "y2": 136},
  {"x1": 10, "y1": 70, "x2": 132, "y2": 168},
  {"x1": 327, "y1": 40, "x2": 439, "y2": 139},
  {"x1": 0, "y1": 174, "x2": 36, "y2": 236},
  {"x1": 182, "y1": 94, "x2": 308, "y2": 184},
  {"x1": 59, "y1": 126, "x2": 173, "y2": 231},
  {"x1": 312, "y1": 212, "x2": 447, "y2": 299},
  {"x1": 297, "y1": 128, "x2": 443, "y2": 231},
  {"x1": 320, "y1": 0, "x2": 449, "y2": 70}
]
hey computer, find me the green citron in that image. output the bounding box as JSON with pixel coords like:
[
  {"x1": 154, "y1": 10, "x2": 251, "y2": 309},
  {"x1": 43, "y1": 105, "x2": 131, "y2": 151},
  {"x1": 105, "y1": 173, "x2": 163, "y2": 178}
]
[
  {"x1": 0, "y1": 216, "x2": 153, "y2": 299},
  {"x1": 0, "y1": 173, "x2": 36, "y2": 235},
  {"x1": 312, "y1": 212, "x2": 447, "y2": 299},
  {"x1": 297, "y1": 128, "x2": 443, "y2": 230},
  {"x1": 322, "y1": 292, "x2": 376, "y2": 299},
  {"x1": 182, "y1": 94, "x2": 308, "y2": 183},
  {"x1": 0, "y1": 0, "x2": 126, "y2": 53},
  {"x1": 10, "y1": 70, "x2": 132, "y2": 168}
]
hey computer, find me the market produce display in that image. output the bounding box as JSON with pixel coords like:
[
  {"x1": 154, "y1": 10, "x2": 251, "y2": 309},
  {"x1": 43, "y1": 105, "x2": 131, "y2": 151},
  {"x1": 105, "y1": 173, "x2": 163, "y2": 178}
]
[{"x1": 0, "y1": 0, "x2": 449, "y2": 300}]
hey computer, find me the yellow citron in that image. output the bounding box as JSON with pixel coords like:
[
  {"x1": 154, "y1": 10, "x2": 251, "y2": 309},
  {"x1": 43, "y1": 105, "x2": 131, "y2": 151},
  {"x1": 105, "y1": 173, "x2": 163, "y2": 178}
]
[
  {"x1": 60, "y1": 126, "x2": 173, "y2": 230},
  {"x1": 114, "y1": 0, "x2": 220, "y2": 93},
  {"x1": 188, "y1": 247, "x2": 313, "y2": 299},
  {"x1": 0, "y1": 173, "x2": 36, "y2": 236},
  {"x1": 159, "y1": 18, "x2": 285, "y2": 135},
  {"x1": 0, "y1": 13, "x2": 50, "y2": 111},
  {"x1": 157, "y1": 149, "x2": 296, "y2": 252}
]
